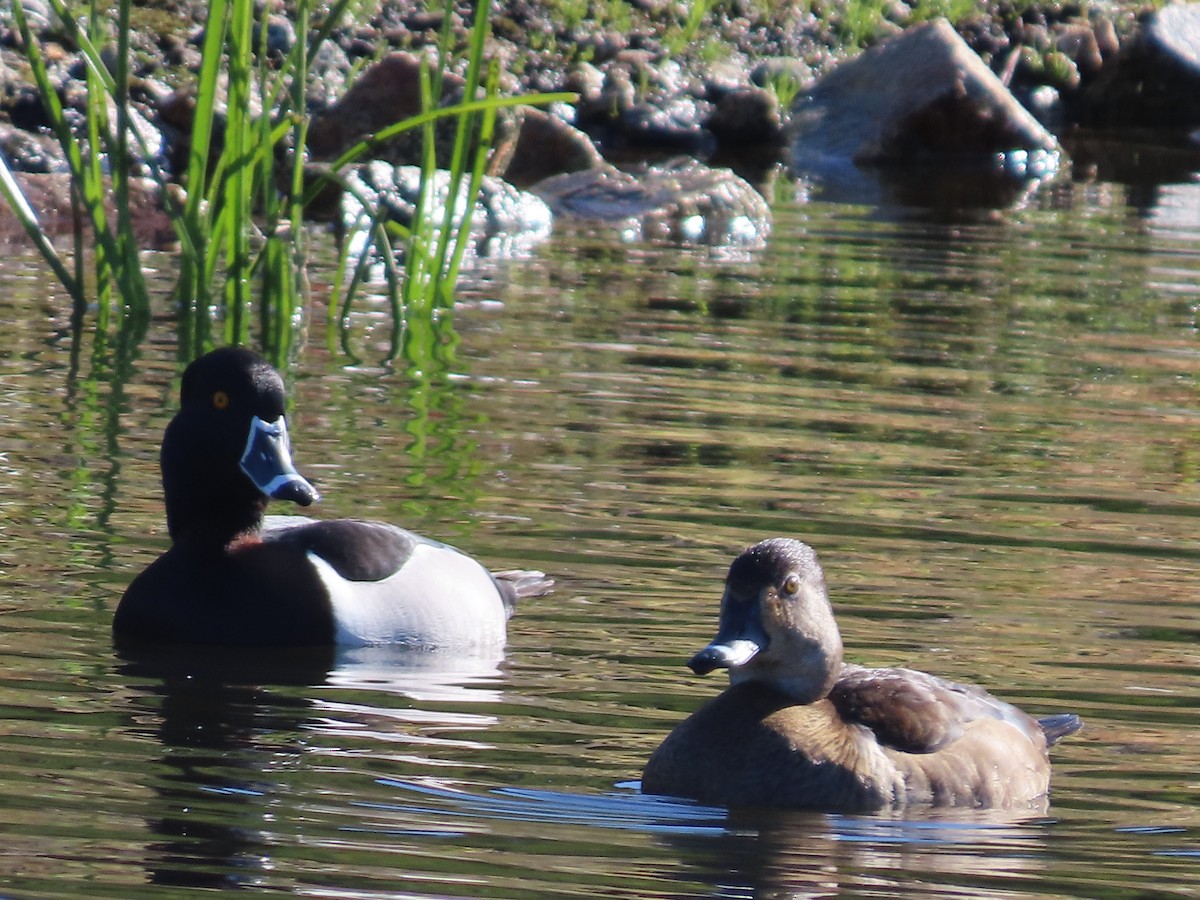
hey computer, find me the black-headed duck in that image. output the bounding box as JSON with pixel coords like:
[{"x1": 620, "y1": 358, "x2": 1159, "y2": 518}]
[
  {"x1": 114, "y1": 347, "x2": 551, "y2": 648},
  {"x1": 641, "y1": 538, "x2": 1081, "y2": 811}
]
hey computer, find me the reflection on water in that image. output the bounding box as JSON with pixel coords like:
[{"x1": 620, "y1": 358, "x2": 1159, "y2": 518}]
[
  {"x1": 2, "y1": 171, "x2": 1200, "y2": 896},
  {"x1": 363, "y1": 780, "x2": 1057, "y2": 898},
  {"x1": 115, "y1": 644, "x2": 512, "y2": 890}
]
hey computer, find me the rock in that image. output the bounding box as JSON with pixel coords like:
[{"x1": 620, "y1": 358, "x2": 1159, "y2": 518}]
[
  {"x1": 498, "y1": 107, "x2": 605, "y2": 188},
  {"x1": 1092, "y1": 15, "x2": 1120, "y2": 60},
  {"x1": 707, "y1": 58, "x2": 755, "y2": 96},
  {"x1": 159, "y1": 32, "x2": 201, "y2": 71},
  {"x1": 564, "y1": 63, "x2": 605, "y2": 105},
  {"x1": 574, "y1": 61, "x2": 715, "y2": 156},
  {"x1": 1074, "y1": 2, "x2": 1200, "y2": 130},
  {"x1": 705, "y1": 86, "x2": 785, "y2": 147},
  {"x1": 571, "y1": 27, "x2": 628, "y2": 64},
  {"x1": 574, "y1": 65, "x2": 637, "y2": 131},
  {"x1": 750, "y1": 57, "x2": 816, "y2": 94},
  {"x1": 157, "y1": 88, "x2": 220, "y2": 177},
  {"x1": 531, "y1": 159, "x2": 770, "y2": 246},
  {"x1": 255, "y1": 14, "x2": 295, "y2": 59},
  {"x1": 0, "y1": 173, "x2": 174, "y2": 245},
  {"x1": 611, "y1": 97, "x2": 715, "y2": 154},
  {"x1": 1056, "y1": 22, "x2": 1104, "y2": 78},
  {"x1": 305, "y1": 39, "x2": 351, "y2": 114},
  {"x1": 0, "y1": 123, "x2": 63, "y2": 173},
  {"x1": 339, "y1": 161, "x2": 552, "y2": 261},
  {"x1": 5, "y1": 81, "x2": 55, "y2": 133},
  {"x1": 308, "y1": 52, "x2": 519, "y2": 175},
  {"x1": 1060, "y1": 131, "x2": 1200, "y2": 185},
  {"x1": 5, "y1": 0, "x2": 52, "y2": 32},
  {"x1": 308, "y1": 53, "x2": 459, "y2": 162},
  {"x1": 402, "y1": 10, "x2": 446, "y2": 33},
  {"x1": 1146, "y1": 3, "x2": 1200, "y2": 75},
  {"x1": 789, "y1": 18, "x2": 1060, "y2": 170}
]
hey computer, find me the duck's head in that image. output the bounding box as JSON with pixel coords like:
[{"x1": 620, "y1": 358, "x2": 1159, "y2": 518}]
[
  {"x1": 688, "y1": 538, "x2": 843, "y2": 703},
  {"x1": 161, "y1": 347, "x2": 319, "y2": 546}
]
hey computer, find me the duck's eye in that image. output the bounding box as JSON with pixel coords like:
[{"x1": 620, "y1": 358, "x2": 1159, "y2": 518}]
[
  {"x1": 212, "y1": 390, "x2": 230, "y2": 410},
  {"x1": 782, "y1": 573, "x2": 801, "y2": 596}
]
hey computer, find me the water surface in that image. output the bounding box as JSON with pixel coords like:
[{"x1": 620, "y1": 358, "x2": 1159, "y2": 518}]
[{"x1": 2, "y1": 170, "x2": 1200, "y2": 896}]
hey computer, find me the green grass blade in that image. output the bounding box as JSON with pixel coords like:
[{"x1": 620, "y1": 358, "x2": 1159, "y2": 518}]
[
  {"x1": 441, "y1": 59, "x2": 500, "y2": 305},
  {"x1": 0, "y1": 155, "x2": 80, "y2": 296}
]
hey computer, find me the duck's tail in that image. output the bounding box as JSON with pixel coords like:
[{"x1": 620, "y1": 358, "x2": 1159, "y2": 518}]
[
  {"x1": 1038, "y1": 713, "x2": 1083, "y2": 746},
  {"x1": 493, "y1": 570, "x2": 555, "y2": 617}
]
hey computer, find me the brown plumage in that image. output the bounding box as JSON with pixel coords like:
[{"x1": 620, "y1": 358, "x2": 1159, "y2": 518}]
[{"x1": 641, "y1": 538, "x2": 1081, "y2": 812}]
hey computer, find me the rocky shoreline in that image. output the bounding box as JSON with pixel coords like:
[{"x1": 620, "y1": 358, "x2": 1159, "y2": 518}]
[{"x1": 1, "y1": 1, "x2": 1199, "y2": 244}]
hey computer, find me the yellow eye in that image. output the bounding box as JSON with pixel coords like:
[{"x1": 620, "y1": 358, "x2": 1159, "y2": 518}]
[
  {"x1": 212, "y1": 390, "x2": 230, "y2": 410},
  {"x1": 782, "y1": 573, "x2": 801, "y2": 595}
]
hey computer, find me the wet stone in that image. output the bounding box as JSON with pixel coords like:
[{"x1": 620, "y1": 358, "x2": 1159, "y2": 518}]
[
  {"x1": 499, "y1": 107, "x2": 605, "y2": 188},
  {"x1": 789, "y1": 18, "x2": 1060, "y2": 170},
  {"x1": 532, "y1": 160, "x2": 770, "y2": 247},
  {"x1": 340, "y1": 162, "x2": 552, "y2": 261},
  {"x1": 0, "y1": 123, "x2": 63, "y2": 173}
]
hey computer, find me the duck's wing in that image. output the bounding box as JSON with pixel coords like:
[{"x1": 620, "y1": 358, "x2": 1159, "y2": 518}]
[
  {"x1": 263, "y1": 517, "x2": 552, "y2": 608},
  {"x1": 263, "y1": 516, "x2": 418, "y2": 582},
  {"x1": 828, "y1": 665, "x2": 1043, "y2": 754},
  {"x1": 263, "y1": 517, "x2": 515, "y2": 647}
]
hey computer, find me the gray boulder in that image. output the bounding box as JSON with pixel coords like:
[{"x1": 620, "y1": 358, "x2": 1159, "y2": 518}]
[
  {"x1": 340, "y1": 162, "x2": 552, "y2": 261},
  {"x1": 532, "y1": 160, "x2": 770, "y2": 246},
  {"x1": 498, "y1": 107, "x2": 605, "y2": 188},
  {"x1": 790, "y1": 19, "x2": 1060, "y2": 171},
  {"x1": 308, "y1": 53, "x2": 520, "y2": 176}
]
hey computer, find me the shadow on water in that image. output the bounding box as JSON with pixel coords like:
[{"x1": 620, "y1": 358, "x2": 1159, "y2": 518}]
[
  {"x1": 666, "y1": 805, "x2": 1056, "y2": 898},
  {"x1": 792, "y1": 131, "x2": 1200, "y2": 225},
  {"x1": 1062, "y1": 131, "x2": 1200, "y2": 189},
  {"x1": 801, "y1": 163, "x2": 1053, "y2": 218},
  {"x1": 113, "y1": 643, "x2": 507, "y2": 889}
]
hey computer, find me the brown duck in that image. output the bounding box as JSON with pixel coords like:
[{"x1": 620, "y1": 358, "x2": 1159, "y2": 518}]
[{"x1": 642, "y1": 538, "x2": 1082, "y2": 811}]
